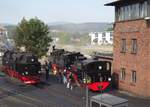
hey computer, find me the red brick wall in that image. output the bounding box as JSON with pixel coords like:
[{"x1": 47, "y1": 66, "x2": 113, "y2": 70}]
[{"x1": 113, "y1": 19, "x2": 150, "y2": 97}]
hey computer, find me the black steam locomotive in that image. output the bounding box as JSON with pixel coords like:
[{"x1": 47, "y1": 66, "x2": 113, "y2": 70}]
[
  {"x1": 49, "y1": 48, "x2": 86, "y2": 74},
  {"x1": 73, "y1": 59, "x2": 112, "y2": 91},
  {"x1": 1, "y1": 51, "x2": 41, "y2": 84},
  {"x1": 49, "y1": 48, "x2": 112, "y2": 91}
]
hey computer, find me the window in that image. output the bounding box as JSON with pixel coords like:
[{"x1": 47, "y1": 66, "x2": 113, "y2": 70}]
[
  {"x1": 0, "y1": 32, "x2": 3, "y2": 35},
  {"x1": 102, "y1": 38, "x2": 106, "y2": 41},
  {"x1": 110, "y1": 38, "x2": 113, "y2": 42},
  {"x1": 116, "y1": 1, "x2": 148, "y2": 21},
  {"x1": 131, "y1": 39, "x2": 137, "y2": 54},
  {"x1": 120, "y1": 68, "x2": 126, "y2": 80},
  {"x1": 102, "y1": 33, "x2": 106, "y2": 38},
  {"x1": 121, "y1": 39, "x2": 126, "y2": 53},
  {"x1": 147, "y1": 0, "x2": 150, "y2": 16},
  {"x1": 95, "y1": 33, "x2": 98, "y2": 38},
  {"x1": 131, "y1": 71, "x2": 136, "y2": 83},
  {"x1": 106, "y1": 63, "x2": 110, "y2": 71},
  {"x1": 110, "y1": 33, "x2": 113, "y2": 41}
]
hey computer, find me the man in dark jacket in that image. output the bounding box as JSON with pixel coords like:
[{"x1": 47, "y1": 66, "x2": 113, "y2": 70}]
[{"x1": 44, "y1": 61, "x2": 49, "y2": 81}]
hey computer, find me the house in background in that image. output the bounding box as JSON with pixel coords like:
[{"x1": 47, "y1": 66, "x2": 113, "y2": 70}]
[
  {"x1": 52, "y1": 37, "x2": 59, "y2": 44},
  {"x1": 0, "y1": 26, "x2": 14, "y2": 55},
  {"x1": 89, "y1": 31, "x2": 113, "y2": 45},
  {"x1": 106, "y1": 0, "x2": 150, "y2": 97},
  {"x1": 0, "y1": 26, "x2": 8, "y2": 59},
  {"x1": 0, "y1": 26, "x2": 8, "y2": 43}
]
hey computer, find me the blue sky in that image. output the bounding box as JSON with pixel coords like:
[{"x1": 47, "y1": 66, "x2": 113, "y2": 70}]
[{"x1": 0, "y1": 0, "x2": 114, "y2": 24}]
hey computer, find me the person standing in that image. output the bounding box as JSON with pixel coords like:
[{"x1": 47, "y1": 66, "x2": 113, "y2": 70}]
[
  {"x1": 44, "y1": 61, "x2": 49, "y2": 81},
  {"x1": 58, "y1": 66, "x2": 63, "y2": 83},
  {"x1": 62, "y1": 69, "x2": 67, "y2": 84},
  {"x1": 48, "y1": 61, "x2": 52, "y2": 74}
]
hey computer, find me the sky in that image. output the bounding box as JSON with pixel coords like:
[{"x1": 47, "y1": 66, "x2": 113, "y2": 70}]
[{"x1": 0, "y1": 0, "x2": 114, "y2": 24}]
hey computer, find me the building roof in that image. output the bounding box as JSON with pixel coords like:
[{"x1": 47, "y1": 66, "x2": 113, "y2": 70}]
[
  {"x1": 91, "y1": 94, "x2": 128, "y2": 106},
  {"x1": 105, "y1": 0, "x2": 146, "y2": 6}
]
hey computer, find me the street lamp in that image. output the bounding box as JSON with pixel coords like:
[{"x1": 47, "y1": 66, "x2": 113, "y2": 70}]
[{"x1": 85, "y1": 73, "x2": 89, "y2": 107}]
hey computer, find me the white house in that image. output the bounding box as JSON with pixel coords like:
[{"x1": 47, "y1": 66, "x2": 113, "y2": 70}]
[
  {"x1": 0, "y1": 26, "x2": 15, "y2": 51},
  {"x1": 0, "y1": 26, "x2": 8, "y2": 42},
  {"x1": 89, "y1": 31, "x2": 113, "y2": 45},
  {"x1": 52, "y1": 37, "x2": 59, "y2": 44}
]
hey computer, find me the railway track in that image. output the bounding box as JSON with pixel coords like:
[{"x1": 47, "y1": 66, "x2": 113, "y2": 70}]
[
  {"x1": 0, "y1": 76, "x2": 85, "y2": 107},
  {"x1": 41, "y1": 84, "x2": 85, "y2": 107},
  {"x1": 0, "y1": 77, "x2": 61, "y2": 107}
]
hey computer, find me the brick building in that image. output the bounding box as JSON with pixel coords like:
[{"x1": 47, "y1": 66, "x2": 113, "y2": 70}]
[{"x1": 106, "y1": 0, "x2": 150, "y2": 97}]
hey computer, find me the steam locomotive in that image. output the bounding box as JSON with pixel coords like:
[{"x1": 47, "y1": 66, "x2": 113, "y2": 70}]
[
  {"x1": 49, "y1": 48, "x2": 86, "y2": 74},
  {"x1": 49, "y1": 48, "x2": 112, "y2": 91},
  {"x1": 73, "y1": 59, "x2": 112, "y2": 91},
  {"x1": 1, "y1": 51, "x2": 41, "y2": 84}
]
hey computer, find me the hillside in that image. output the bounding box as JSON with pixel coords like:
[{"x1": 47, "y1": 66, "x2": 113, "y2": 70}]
[{"x1": 49, "y1": 22, "x2": 112, "y2": 33}]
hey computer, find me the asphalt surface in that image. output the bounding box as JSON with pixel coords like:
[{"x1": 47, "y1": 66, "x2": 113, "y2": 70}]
[{"x1": 0, "y1": 73, "x2": 150, "y2": 107}]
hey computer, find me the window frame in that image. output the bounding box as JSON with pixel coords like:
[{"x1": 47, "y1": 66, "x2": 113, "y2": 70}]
[
  {"x1": 115, "y1": 1, "x2": 149, "y2": 22},
  {"x1": 120, "y1": 68, "x2": 126, "y2": 80},
  {"x1": 121, "y1": 39, "x2": 126, "y2": 53},
  {"x1": 131, "y1": 70, "x2": 136, "y2": 83},
  {"x1": 131, "y1": 39, "x2": 138, "y2": 54}
]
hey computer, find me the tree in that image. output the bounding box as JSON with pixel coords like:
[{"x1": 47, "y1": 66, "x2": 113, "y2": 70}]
[{"x1": 14, "y1": 17, "x2": 52, "y2": 57}]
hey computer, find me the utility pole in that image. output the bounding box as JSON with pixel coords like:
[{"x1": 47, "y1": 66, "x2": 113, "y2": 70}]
[
  {"x1": 99, "y1": 77, "x2": 103, "y2": 107},
  {"x1": 86, "y1": 84, "x2": 88, "y2": 107},
  {"x1": 85, "y1": 73, "x2": 88, "y2": 107}
]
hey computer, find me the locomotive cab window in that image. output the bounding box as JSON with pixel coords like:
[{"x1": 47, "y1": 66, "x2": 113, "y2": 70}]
[{"x1": 106, "y1": 62, "x2": 110, "y2": 71}]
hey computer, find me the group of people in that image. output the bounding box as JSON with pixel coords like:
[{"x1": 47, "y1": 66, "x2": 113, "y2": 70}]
[
  {"x1": 56, "y1": 65, "x2": 78, "y2": 90},
  {"x1": 57, "y1": 66, "x2": 77, "y2": 90},
  {"x1": 62, "y1": 67, "x2": 76, "y2": 90},
  {"x1": 43, "y1": 61, "x2": 79, "y2": 90}
]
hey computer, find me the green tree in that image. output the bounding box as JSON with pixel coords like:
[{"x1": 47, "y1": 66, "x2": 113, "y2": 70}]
[{"x1": 14, "y1": 18, "x2": 52, "y2": 57}]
